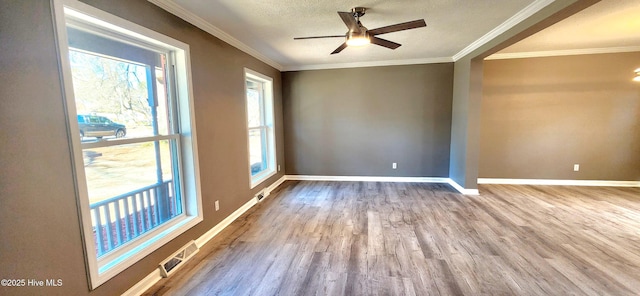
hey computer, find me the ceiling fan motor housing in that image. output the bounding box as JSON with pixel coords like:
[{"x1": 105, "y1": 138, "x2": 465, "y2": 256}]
[
  {"x1": 347, "y1": 30, "x2": 369, "y2": 40},
  {"x1": 351, "y1": 7, "x2": 366, "y2": 18}
]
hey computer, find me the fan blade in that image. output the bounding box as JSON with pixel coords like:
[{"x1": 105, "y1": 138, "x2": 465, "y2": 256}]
[
  {"x1": 368, "y1": 19, "x2": 426, "y2": 35},
  {"x1": 370, "y1": 37, "x2": 401, "y2": 49},
  {"x1": 294, "y1": 35, "x2": 346, "y2": 40},
  {"x1": 331, "y1": 43, "x2": 348, "y2": 55},
  {"x1": 338, "y1": 11, "x2": 358, "y2": 31}
]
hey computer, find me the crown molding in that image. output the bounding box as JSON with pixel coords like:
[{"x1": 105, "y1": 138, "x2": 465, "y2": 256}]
[
  {"x1": 150, "y1": 0, "x2": 452, "y2": 72},
  {"x1": 148, "y1": 0, "x2": 284, "y2": 71},
  {"x1": 452, "y1": 0, "x2": 554, "y2": 61},
  {"x1": 485, "y1": 46, "x2": 640, "y2": 60},
  {"x1": 151, "y1": 0, "x2": 627, "y2": 72},
  {"x1": 283, "y1": 57, "x2": 454, "y2": 72}
]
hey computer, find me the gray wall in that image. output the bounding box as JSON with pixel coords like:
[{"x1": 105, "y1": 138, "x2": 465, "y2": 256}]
[
  {"x1": 283, "y1": 64, "x2": 453, "y2": 177},
  {"x1": 0, "y1": 0, "x2": 284, "y2": 295},
  {"x1": 449, "y1": 58, "x2": 484, "y2": 188},
  {"x1": 480, "y1": 52, "x2": 640, "y2": 181}
]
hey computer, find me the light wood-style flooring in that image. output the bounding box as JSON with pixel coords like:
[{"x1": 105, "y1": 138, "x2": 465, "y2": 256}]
[{"x1": 144, "y1": 181, "x2": 640, "y2": 295}]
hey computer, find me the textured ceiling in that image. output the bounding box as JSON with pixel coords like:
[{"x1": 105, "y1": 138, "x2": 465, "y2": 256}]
[
  {"x1": 496, "y1": 0, "x2": 640, "y2": 57},
  {"x1": 166, "y1": 0, "x2": 536, "y2": 69},
  {"x1": 152, "y1": 0, "x2": 639, "y2": 70}
]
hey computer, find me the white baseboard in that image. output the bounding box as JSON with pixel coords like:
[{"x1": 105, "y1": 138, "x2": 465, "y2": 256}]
[
  {"x1": 122, "y1": 268, "x2": 163, "y2": 296},
  {"x1": 284, "y1": 175, "x2": 480, "y2": 195},
  {"x1": 477, "y1": 178, "x2": 640, "y2": 187},
  {"x1": 262, "y1": 175, "x2": 287, "y2": 200},
  {"x1": 194, "y1": 198, "x2": 257, "y2": 248},
  {"x1": 285, "y1": 175, "x2": 450, "y2": 183},
  {"x1": 446, "y1": 179, "x2": 480, "y2": 195}
]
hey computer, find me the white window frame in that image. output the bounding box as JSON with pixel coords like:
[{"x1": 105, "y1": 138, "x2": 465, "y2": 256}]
[
  {"x1": 244, "y1": 69, "x2": 276, "y2": 188},
  {"x1": 52, "y1": 0, "x2": 202, "y2": 289}
]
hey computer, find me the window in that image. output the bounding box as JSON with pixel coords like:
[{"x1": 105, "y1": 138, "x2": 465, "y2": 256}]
[
  {"x1": 245, "y1": 69, "x2": 276, "y2": 188},
  {"x1": 53, "y1": 0, "x2": 202, "y2": 288}
]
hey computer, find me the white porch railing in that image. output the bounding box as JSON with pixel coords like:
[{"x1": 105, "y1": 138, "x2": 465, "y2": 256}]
[{"x1": 90, "y1": 180, "x2": 180, "y2": 257}]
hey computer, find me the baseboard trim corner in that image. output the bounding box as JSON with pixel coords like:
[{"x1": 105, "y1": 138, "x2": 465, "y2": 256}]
[
  {"x1": 477, "y1": 178, "x2": 640, "y2": 187},
  {"x1": 446, "y1": 179, "x2": 480, "y2": 195}
]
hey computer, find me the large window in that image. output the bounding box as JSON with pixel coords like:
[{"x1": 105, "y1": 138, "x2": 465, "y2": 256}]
[
  {"x1": 53, "y1": 0, "x2": 202, "y2": 288},
  {"x1": 245, "y1": 69, "x2": 276, "y2": 188}
]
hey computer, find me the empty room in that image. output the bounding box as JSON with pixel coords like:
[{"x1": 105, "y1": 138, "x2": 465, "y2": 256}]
[{"x1": 1, "y1": 0, "x2": 639, "y2": 295}]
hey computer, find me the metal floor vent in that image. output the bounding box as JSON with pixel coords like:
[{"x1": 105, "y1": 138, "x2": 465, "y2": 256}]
[
  {"x1": 159, "y1": 240, "x2": 199, "y2": 278},
  {"x1": 255, "y1": 191, "x2": 265, "y2": 202}
]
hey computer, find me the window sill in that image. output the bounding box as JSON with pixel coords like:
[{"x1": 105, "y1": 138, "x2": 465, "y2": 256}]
[{"x1": 250, "y1": 169, "x2": 276, "y2": 189}]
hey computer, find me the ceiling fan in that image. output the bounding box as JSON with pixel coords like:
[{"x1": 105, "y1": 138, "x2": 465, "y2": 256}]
[{"x1": 294, "y1": 7, "x2": 427, "y2": 55}]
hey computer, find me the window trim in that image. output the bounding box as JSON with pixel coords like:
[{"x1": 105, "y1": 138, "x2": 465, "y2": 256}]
[
  {"x1": 52, "y1": 0, "x2": 202, "y2": 289},
  {"x1": 244, "y1": 68, "x2": 276, "y2": 188}
]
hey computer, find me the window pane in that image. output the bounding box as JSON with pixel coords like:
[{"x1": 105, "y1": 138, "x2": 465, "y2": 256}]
[
  {"x1": 249, "y1": 129, "x2": 267, "y2": 176},
  {"x1": 83, "y1": 140, "x2": 182, "y2": 256},
  {"x1": 83, "y1": 140, "x2": 175, "y2": 202},
  {"x1": 246, "y1": 86, "x2": 262, "y2": 128},
  {"x1": 68, "y1": 47, "x2": 171, "y2": 141},
  {"x1": 245, "y1": 70, "x2": 275, "y2": 187}
]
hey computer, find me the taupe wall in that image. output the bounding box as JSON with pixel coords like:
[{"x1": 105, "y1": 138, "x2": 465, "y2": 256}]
[
  {"x1": 0, "y1": 0, "x2": 284, "y2": 295},
  {"x1": 480, "y1": 52, "x2": 640, "y2": 180},
  {"x1": 448, "y1": 0, "x2": 593, "y2": 189},
  {"x1": 283, "y1": 64, "x2": 453, "y2": 177}
]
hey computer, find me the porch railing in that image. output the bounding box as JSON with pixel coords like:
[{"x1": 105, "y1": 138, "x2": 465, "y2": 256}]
[{"x1": 90, "y1": 180, "x2": 180, "y2": 257}]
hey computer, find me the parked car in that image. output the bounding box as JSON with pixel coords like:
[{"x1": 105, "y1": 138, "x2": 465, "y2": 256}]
[{"x1": 77, "y1": 114, "x2": 126, "y2": 139}]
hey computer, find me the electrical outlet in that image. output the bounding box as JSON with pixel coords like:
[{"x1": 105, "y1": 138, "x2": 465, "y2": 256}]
[
  {"x1": 573, "y1": 164, "x2": 580, "y2": 172},
  {"x1": 215, "y1": 200, "x2": 219, "y2": 211},
  {"x1": 392, "y1": 162, "x2": 397, "y2": 169},
  {"x1": 278, "y1": 165, "x2": 281, "y2": 172}
]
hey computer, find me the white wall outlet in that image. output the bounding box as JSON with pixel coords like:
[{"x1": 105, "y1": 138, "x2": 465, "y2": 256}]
[
  {"x1": 573, "y1": 164, "x2": 580, "y2": 172},
  {"x1": 392, "y1": 162, "x2": 397, "y2": 169},
  {"x1": 215, "y1": 200, "x2": 219, "y2": 211},
  {"x1": 278, "y1": 165, "x2": 281, "y2": 172}
]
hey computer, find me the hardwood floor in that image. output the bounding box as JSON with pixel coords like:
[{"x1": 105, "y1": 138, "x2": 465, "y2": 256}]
[{"x1": 144, "y1": 181, "x2": 640, "y2": 295}]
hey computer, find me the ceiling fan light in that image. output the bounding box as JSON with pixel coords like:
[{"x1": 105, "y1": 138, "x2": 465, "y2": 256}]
[
  {"x1": 633, "y1": 75, "x2": 640, "y2": 82},
  {"x1": 346, "y1": 31, "x2": 370, "y2": 47},
  {"x1": 346, "y1": 37, "x2": 370, "y2": 46}
]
